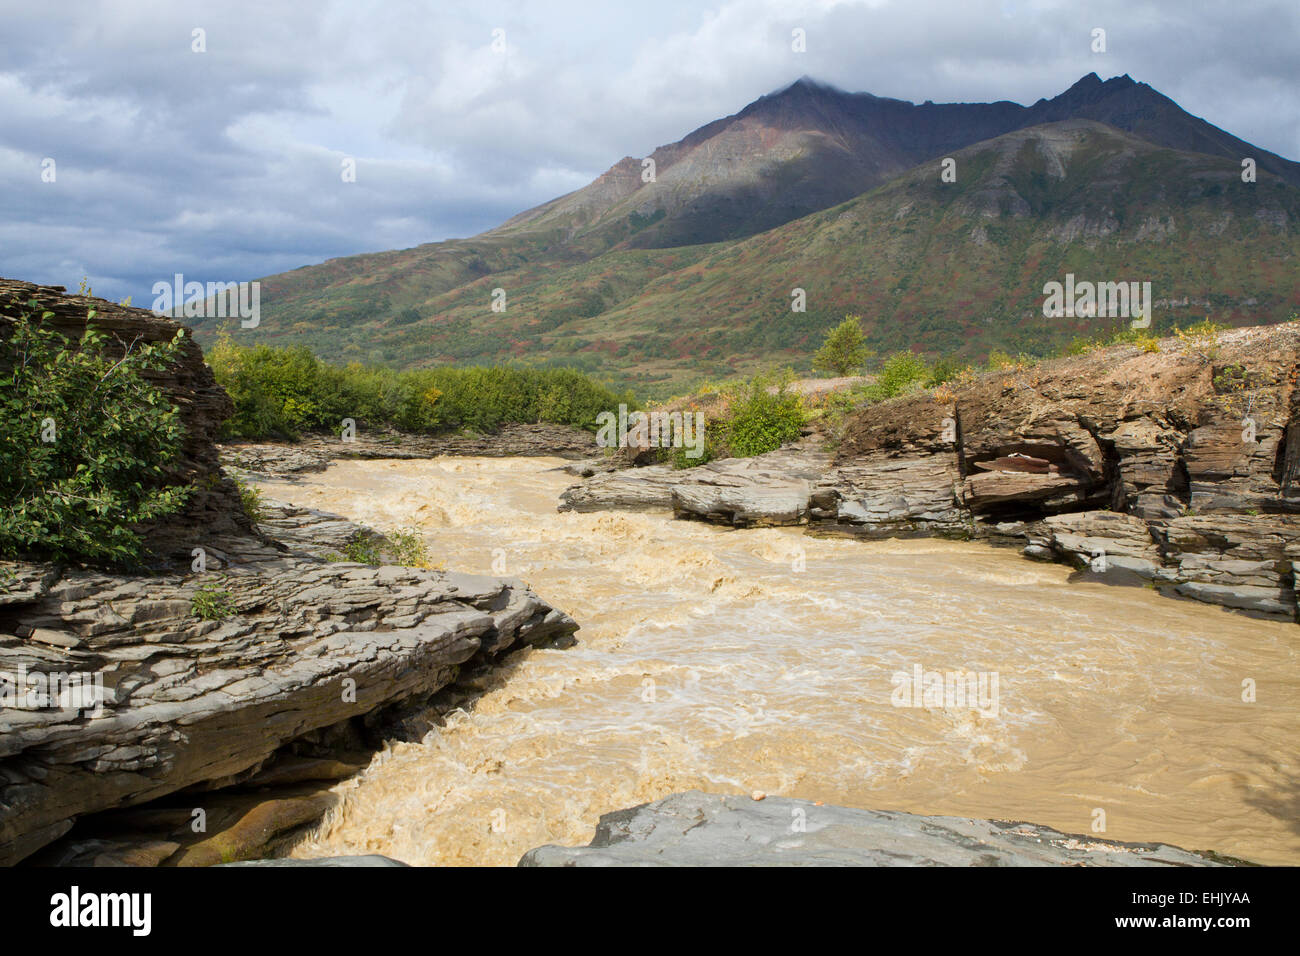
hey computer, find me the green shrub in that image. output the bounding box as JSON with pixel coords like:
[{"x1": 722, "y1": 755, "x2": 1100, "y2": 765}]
[
  {"x1": 716, "y1": 373, "x2": 806, "y2": 458},
  {"x1": 233, "y1": 475, "x2": 266, "y2": 524},
  {"x1": 926, "y1": 355, "x2": 968, "y2": 387},
  {"x1": 870, "y1": 351, "x2": 931, "y2": 400},
  {"x1": 386, "y1": 528, "x2": 431, "y2": 567},
  {"x1": 192, "y1": 583, "x2": 235, "y2": 621},
  {"x1": 325, "y1": 527, "x2": 431, "y2": 566},
  {"x1": 327, "y1": 531, "x2": 385, "y2": 565},
  {"x1": 0, "y1": 302, "x2": 191, "y2": 564},
  {"x1": 208, "y1": 337, "x2": 633, "y2": 441}
]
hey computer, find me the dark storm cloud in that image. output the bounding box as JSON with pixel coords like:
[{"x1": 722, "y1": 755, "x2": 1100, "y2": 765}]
[{"x1": 0, "y1": 0, "x2": 1295, "y2": 304}]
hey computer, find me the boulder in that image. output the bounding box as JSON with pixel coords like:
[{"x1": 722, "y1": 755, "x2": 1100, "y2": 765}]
[{"x1": 519, "y1": 791, "x2": 1243, "y2": 867}]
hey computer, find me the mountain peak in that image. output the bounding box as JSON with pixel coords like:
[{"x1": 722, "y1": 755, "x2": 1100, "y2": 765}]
[
  {"x1": 773, "y1": 75, "x2": 842, "y2": 96},
  {"x1": 1067, "y1": 72, "x2": 1103, "y2": 91}
]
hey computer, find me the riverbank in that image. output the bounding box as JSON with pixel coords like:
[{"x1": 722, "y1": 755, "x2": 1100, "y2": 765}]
[
  {"x1": 220, "y1": 422, "x2": 599, "y2": 478},
  {"x1": 0, "y1": 282, "x2": 579, "y2": 865},
  {"x1": 559, "y1": 323, "x2": 1300, "y2": 622}
]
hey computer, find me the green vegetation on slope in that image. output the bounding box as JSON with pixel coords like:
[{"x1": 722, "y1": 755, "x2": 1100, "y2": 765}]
[
  {"x1": 200, "y1": 122, "x2": 1300, "y2": 398},
  {"x1": 209, "y1": 335, "x2": 635, "y2": 441}
]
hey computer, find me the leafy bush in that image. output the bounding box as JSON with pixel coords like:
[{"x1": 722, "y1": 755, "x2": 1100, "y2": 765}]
[
  {"x1": 986, "y1": 349, "x2": 1017, "y2": 371},
  {"x1": 325, "y1": 527, "x2": 432, "y2": 567},
  {"x1": 813, "y1": 315, "x2": 870, "y2": 376},
  {"x1": 715, "y1": 373, "x2": 806, "y2": 459},
  {"x1": 868, "y1": 351, "x2": 931, "y2": 400},
  {"x1": 233, "y1": 474, "x2": 266, "y2": 524},
  {"x1": 926, "y1": 355, "x2": 969, "y2": 387},
  {"x1": 327, "y1": 531, "x2": 385, "y2": 565},
  {"x1": 386, "y1": 528, "x2": 431, "y2": 567},
  {"x1": 0, "y1": 302, "x2": 190, "y2": 564}
]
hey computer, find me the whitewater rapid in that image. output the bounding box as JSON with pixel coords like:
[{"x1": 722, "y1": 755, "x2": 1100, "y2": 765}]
[{"x1": 252, "y1": 456, "x2": 1299, "y2": 866}]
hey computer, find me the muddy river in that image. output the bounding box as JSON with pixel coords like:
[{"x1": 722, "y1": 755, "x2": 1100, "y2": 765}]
[{"x1": 254, "y1": 457, "x2": 1299, "y2": 866}]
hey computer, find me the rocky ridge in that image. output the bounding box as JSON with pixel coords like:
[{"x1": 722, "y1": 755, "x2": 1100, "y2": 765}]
[{"x1": 560, "y1": 324, "x2": 1300, "y2": 620}]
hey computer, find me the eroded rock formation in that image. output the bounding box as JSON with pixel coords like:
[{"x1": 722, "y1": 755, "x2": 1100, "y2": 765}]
[
  {"x1": 560, "y1": 324, "x2": 1300, "y2": 620},
  {"x1": 0, "y1": 282, "x2": 578, "y2": 864}
]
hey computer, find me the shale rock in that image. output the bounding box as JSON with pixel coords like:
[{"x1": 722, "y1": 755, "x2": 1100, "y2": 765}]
[
  {"x1": 559, "y1": 324, "x2": 1300, "y2": 620},
  {"x1": 0, "y1": 281, "x2": 580, "y2": 865},
  {"x1": 519, "y1": 791, "x2": 1242, "y2": 867},
  {"x1": 560, "y1": 442, "x2": 830, "y2": 527},
  {"x1": 0, "y1": 531, "x2": 577, "y2": 865}
]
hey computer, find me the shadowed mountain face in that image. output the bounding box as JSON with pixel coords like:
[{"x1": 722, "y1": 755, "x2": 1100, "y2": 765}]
[
  {"x1": 205, "y1": 75, "x2": 1300, "y2": 391},
  {"x1": 490, "y1": 72, "x2": 1300, "y2": 250}
]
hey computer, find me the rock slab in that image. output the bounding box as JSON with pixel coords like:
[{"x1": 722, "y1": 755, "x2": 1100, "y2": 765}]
[{"x1": 519, "y1": 791, "x2": 1243, "y2": 867}]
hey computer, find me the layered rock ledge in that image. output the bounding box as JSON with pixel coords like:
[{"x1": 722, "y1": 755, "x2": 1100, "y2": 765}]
[
  {"x1": 0, "y1": 282, "x2": 580, "y2": 865},
  {"x1": 519, "y1": 791, "x2": 1247, "y2": 866},
  {"x1": 560, "y1": 324, "x2": 1300, "y2": 620},
  {"x1": 0, "y1": 513, "x2": 576, "y2": 866}
]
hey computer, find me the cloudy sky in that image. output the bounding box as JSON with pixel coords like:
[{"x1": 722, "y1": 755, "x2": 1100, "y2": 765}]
[{"x1": 2, "y1": 0, "x2": 1297, "y2": 304}]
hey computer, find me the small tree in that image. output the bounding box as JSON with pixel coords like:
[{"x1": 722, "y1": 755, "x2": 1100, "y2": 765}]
[
  {"x1": 0, "y1": 302, "x2": 190, "y2": 564},
  {"x1": 814, "y1": 315, "x2": 869, "y2": 376}
]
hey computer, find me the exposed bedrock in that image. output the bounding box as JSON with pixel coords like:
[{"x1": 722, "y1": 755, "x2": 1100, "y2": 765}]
[
  {"x1": 0, "y1": 282, "x2": 579, "y2": 865},
  {"x1": 560, "y1": 324, "x2": 1300, "y2": 620},
  {"x1": 0, "y1": 509, "x2": 577, "y2": 866},
  {"x1": 519, "y1": 791, "x2": 1245, "y2": 867}
]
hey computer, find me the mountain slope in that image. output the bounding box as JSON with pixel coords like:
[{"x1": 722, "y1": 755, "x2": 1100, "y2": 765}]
[
  {"x1": 197, "y1": 75, "x2": 1300, "y2": 391},
  {"x1": 489, "y1": 72, "x2": 1300, "y2": 252}
]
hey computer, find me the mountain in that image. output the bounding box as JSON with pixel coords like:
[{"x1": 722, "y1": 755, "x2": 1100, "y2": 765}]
[
  {"x1": 489, "y1": 72, "x2": 1300, "y2": 251},
  {"x1": 195, "y1": 75, "x2": 1300, "y2": 393}
]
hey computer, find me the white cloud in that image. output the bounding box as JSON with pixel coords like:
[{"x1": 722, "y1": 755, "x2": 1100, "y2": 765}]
[{"x1": 0, "y1": 0, "x2": 1294, "y2": 304}]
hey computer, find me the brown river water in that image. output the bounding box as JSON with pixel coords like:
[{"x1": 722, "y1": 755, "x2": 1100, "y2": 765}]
[{"x1": 256, "y1": 456, "x2": 1300, "y2": 866}]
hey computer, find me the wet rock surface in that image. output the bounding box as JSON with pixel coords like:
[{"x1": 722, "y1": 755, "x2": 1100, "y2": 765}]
[
  {"x1": 560, "y1": 324, "x2": 1300, "y2": 620},
  {"x1": 560, "y1": 442, "x2": 832, "y2": 525},
  {"x1": 519, "y1": 791, "x2": 1246, "y2": 867}
]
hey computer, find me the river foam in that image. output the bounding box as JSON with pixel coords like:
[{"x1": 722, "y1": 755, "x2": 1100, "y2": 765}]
[{"x1": 256, "y1": 456, "x2": 1300, "y2": 866}]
